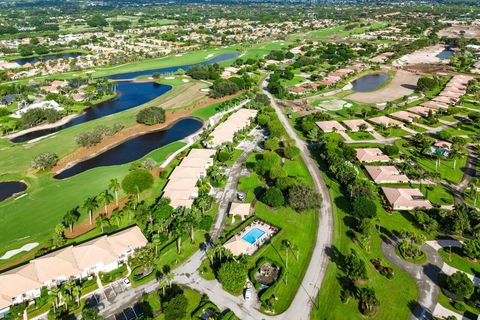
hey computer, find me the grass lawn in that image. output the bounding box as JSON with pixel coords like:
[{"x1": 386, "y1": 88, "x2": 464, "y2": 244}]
[
  {"x1": 379, "y1": 127, "x2": 410, "y2": 138},
  {"x1": 231, "y1": 152, "x2": 317, "y2": 314},
  {"x1": 437, "y1": 289, "x2": 480, "y2": 319},
  {"x1": 153, "y1": 288, "x2": 203, "y2": 320},
  {"x1": 395, "y1": 139, "x2": 466, "y2": 185},
  {"x1": 438, "y1": 247, "x2": 480, "y2": 275},
  {"x1": 0, "y1": 141, "x2": 185, "y2": 257},
  {"x1": 347, "y1": 131, "x2": 375, "y2": 141},
  {"x1": 311, "y1": 158, "x2": 418, "y2": 320},
  {"x1": 281, "y1": 75, "x2": 305, "y2": 87}
]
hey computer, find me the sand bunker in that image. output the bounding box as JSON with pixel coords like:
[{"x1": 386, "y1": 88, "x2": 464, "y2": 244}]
[
  {"x1": 393, "y1": 45, "x2": 451, "y2": 66},
  {"x1": 0, "y1": 243, "x2": 39, "y2": 260},
  {"x1": 347, "y1": 70, "x2": 420, "y2": 104},
  {"x1": 316, "y1": 99, "x2": 352, "y2": 111}
]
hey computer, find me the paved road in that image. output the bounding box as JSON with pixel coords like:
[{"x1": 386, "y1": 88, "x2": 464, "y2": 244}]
[
  {"x1": 262, "y1": 81, "x2": 335, "y2": 319},
  {"x1": 381, "y1": 238, "x2": 442, "y2": 320},
  {"x1": 176, "y1": 81, "x2": 336, "y2": 320},
  {"x1": 211, "y1": 131, "x2": 263, "y2": 240}
]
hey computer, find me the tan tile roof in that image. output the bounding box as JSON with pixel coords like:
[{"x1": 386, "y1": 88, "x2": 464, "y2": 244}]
[
  {"x1": 356, "y1": 148, "x2": 391, "y2": 162},
  {"x1": 229, "y1": 202, "x2": 251, "y2": 217},
  {"x1": 368, "y1": 116, "x2": 403, "y2": 127},
  {"x1": 315, "y1": 120, "x2": 346, "y2": 133},
  {"x1": 365, "y1": 166, "x2": 409, "y2": 183},
  {"x1": 209, "y1": 109, "x2": 257, "y2": 147},
  {"x1": 342, "y1": 119, "x2": 374, "y2": 132},
  {"x1": 382, "y1": 187, "x2": 432, "y2": 210},
  {"x1": 0, "y1": 226, "x2": 147, "y2": 310},
  {"x1": 223, "y1": 236, "x2": 251, "y2": 256}
]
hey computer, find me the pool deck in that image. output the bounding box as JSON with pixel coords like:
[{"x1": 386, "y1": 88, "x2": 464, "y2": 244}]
[{"x1": 223, "y1": 220, "x2": 278, "y2": 256}]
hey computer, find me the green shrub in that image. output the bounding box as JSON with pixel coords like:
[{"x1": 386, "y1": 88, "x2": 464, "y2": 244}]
[{"x1": 136, "y1": 107, "x2": 166, "y2": 125}]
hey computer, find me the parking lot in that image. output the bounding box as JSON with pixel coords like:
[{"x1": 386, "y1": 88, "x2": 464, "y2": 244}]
[
  {"x1": 104, "y1": 279, "x2": 130, "y2": 302},
  {"x1": 107, "y1": 304, "x2": 144, "y2": 320}
]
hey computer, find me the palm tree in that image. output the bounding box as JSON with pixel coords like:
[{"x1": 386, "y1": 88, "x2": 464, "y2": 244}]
[
  {"x1": 164, "y1": 271, "x2": 174, "y2": 288},
  {"x1": 96, "y1": 214, "x2": 108, "y2": 233},
  {"x1": 63, "y1": 207, "x2": 80, "y2": 233},
  {"x1": 50, "y1": 287, "x2": 61, "y2": 313},
  {"x1": 109, "y1": 178, "x2": 121, "y2": 206},
  {"x1": 98, "y1": 190, "x2": 114, "y2": 215},
  {"x1": 124, "y1": 197, "x2": 136, "y2": 221},
  {"x1": 110, "y1": 209, "x2": 122, "y2": 227},
  {"x1": 159, "y1": 277, "x2": 168, "y2": 297},
  {"x1": 186, "y1": 209, "x2": 201, "y2": 243},
  {"x1": 151, "y1": 234, "x2": 161, "y2": 258},
  {"x1": 72, "y1": 284, "x2": 81, "y2": 307},
  {"x1": 281, "y1": 239, "x2": 291, "y2": 268},
  {"x1": 83, "y1": 196, "x2": 99, "y2": 225}
]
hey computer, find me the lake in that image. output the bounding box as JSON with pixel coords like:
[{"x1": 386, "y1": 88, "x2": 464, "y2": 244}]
[
  {"x1": 0, "y1": 181, "x2": 27, "y2": 202},
  {"x1": 54, "y1": 117, "x2": 203, "y2": 179},
  {"x1": 11, "y1": 52, "x2": 239, "y2": 143},
  {"x1": 11, "y1": 82, "x2": 172, "y2": 143},
  {"x1": 107, "y1": 52, "x2": 240, "y2": 80},
  {"x1": 351, "y1": 73, "x2": 389, "y2": 92},
  {"x1": 15, "y1": 52, "x2": 83, "y2": 65}
]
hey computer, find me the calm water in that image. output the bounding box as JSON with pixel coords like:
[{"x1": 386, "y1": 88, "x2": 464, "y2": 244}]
[
  {"x1": 15, "y1": 52, "x2": 83, "y2": 65},
  {"x1": 0, "y1": 181, "x2": 27, "y2": 202},
  {"x1": 11, "y1": 82, "x2": 172, "y2": 143},
  {"x1": 107, "y1": 52, "x2": 240, "y2": 80},
  {"x1": 436, "y1": 49, "x2": 454, "y2": 60},
  {"x1": 12, "y1": 52, "x2": 238, "y2": 143},
  {"x1": 54, "y1": 118, "x2": 203, "y2": 179},
  {"x1": 351, "y1": 73, "x2": 389, "y2": 92}
]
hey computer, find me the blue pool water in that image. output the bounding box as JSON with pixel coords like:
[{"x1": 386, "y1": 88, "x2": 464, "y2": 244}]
[{"x1": 242, "y1": 228, "x2": 265, "y2": 244}]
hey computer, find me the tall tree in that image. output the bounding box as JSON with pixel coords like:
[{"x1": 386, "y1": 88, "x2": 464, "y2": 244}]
[
  {"x1": 98, "y1": 190, "x2": 113, "y2": 215},
  {"x1": 83, "y1": 196, "x2": 99, "y2": 225},
  {"x1": 63, "y1": 207, "x2": 80, "y2": 233},
  {"x1": 109, "y1": 178, "x2": 121, "y2": 206}
]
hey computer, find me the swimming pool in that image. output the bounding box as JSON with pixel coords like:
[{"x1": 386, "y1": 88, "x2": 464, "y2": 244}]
[{"x1": 242, "y1": 228, "x2": 266, "y2": 244}]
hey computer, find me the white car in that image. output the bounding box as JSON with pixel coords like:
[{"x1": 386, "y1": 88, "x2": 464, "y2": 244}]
[
  {"x1": 244, "y1": 288, "x2": 252, "y2": 301},
  {"x1": 123, "y1": 278, "x2": 131, "y2": 287}
]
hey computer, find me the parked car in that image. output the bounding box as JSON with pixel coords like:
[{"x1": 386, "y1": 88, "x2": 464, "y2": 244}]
[
  {"x1": 123, "y1": 278, "x2": 131, "y2": 287},
  {"x1": 244, "y1": 288, "x2": 252, "y2": 301}
]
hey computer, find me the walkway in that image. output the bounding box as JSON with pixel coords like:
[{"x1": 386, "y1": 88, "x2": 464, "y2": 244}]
[{"x1": 381, "y1": 237, "x2": 442, "y2": 320}]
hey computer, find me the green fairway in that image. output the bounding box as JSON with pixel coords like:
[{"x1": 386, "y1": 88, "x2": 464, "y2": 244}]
[{"x1": 0, "y1": 141, "x2": 185, "y2": 255}]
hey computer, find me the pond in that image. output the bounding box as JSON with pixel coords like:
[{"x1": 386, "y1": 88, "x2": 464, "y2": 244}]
[
  {"x1": 351, "y1": 73, "x2": 389, "y2": 92},
  {"x1": 0, "y1": 181, "x2": 27, "y2": 202},
  {"x1": 436, "y1": 49, "x2": 455, "y2": 60},
  {"x1": 107, "y1": 52, "x2": 240, "y2": 80},
  {"x1": 15, "y1": 52, "x2": 83, "y2": 65},
  {"x1": 11, "y1": 82, "x2": 172, "y2": 143},
  {"x1": 54, "y1": 117, "x2": 203, "y2": 179}
]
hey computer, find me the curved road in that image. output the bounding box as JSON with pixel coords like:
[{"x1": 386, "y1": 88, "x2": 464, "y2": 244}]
[
  {"x1": 262, "y1": 83, "x2": 335, "y2": 319},
  {"x1": 174, "y1": 83, "x2": 335, "y2": 320}
]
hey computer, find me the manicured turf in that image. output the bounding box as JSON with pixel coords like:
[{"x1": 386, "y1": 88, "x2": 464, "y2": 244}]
[
  {"x1": 347, "y1": 131, "x2": 375, "y2": 141},
  {"x1": 438, "y1": 247, "x2": 480, "y2": 275},
  {"x1": 394, "y1": 139, "x2": 466, "y2": 184},
  {"x1": 232, "y1": 152, "x2": 317, "y2": 314},
  {"x1": 0, "y1": 141, "x2": 185, "y2": 255},
  {"x1": 311, "y1": 158, "x2": 418, "y2": 320}
]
